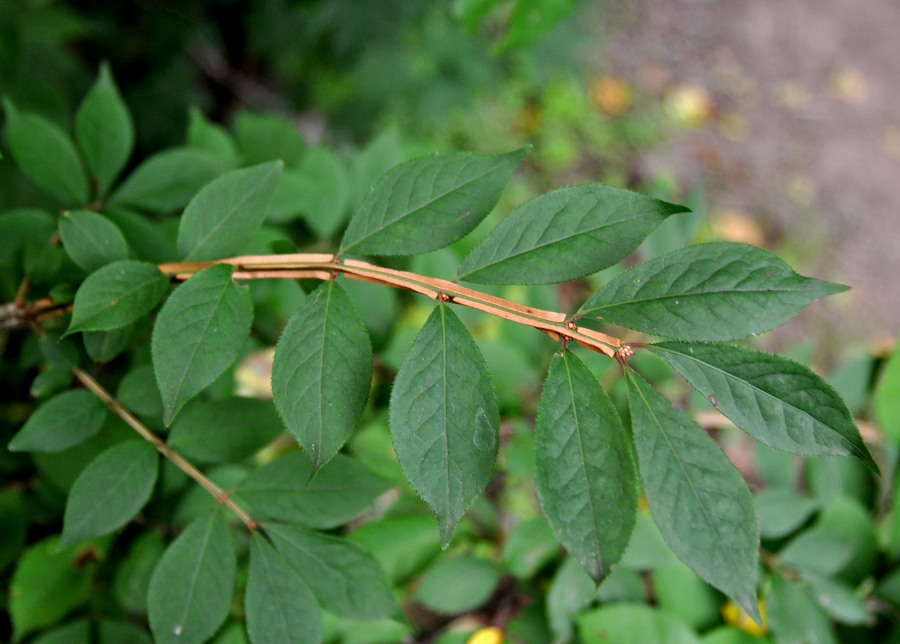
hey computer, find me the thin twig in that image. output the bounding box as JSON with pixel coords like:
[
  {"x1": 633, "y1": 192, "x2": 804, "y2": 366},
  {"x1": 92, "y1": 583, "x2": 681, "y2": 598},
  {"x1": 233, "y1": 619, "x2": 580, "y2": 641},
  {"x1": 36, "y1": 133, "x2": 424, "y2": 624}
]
[
  {"x1": 70, "y1": 366, "x2": 259, "y2": 531},
  {"x1": 159, "y1": 253, "x2": 624, "y2": 358}
]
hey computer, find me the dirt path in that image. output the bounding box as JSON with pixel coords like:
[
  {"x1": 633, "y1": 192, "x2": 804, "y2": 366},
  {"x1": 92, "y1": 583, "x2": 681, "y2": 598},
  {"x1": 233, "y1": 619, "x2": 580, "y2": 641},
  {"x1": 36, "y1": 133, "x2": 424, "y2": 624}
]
[{"x1": 599, "y1": 0, "x2": 900, "y2": 352}]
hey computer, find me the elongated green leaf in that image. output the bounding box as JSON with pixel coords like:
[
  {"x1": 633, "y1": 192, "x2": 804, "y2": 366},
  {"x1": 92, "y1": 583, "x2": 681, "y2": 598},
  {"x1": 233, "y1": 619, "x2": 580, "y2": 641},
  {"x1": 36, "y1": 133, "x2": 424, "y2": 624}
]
[
  {"x1": 389, "y1": 304, "x2": 499, "y2": 545},
  {"x1": 414, "y1": 556, "x2": 502, "y2": 614},
  {"x1": 266, "y1": 523, "x2": 398, "y2": 619},
  {"x1": 876, "y1": 343, "x2": 900, "y2": 443},
  {"x1": 66, "y1": 260, "x2": 168, "y2": 335},
  {"x1": 104, "y1": 207, "x2": 178, "y2": 264},
  {"x1": 59, "y1": 210, "x2": 129, "y2": 272},
  {"x1": 177, "y1": 161, "x2": 283, "y2": 261},
  {"x1": 61, "y1": 441, "x2": 158, "y2": 546},
  {"x1": 10, "y1": 536, "x2": 100, "y2": 640},
  {"x1": 626, "y1": 371, "x2": 760, "y2": 621},
  {"x1": 272, "y1": 280, "x2": 372, "y2": 472},
  {"x1": 147, "y1": 512, "x2": 236, "y2": 644},
  {"x1": 3, "y1": 98, "x2": 89, "y2": 204},
  {"x1": 535, "y1": 350, "x2": 638, "y2": 582},
  {"x1": 579, "y1": 243, "x2": 848, "y2": 340},
  {"x1": 296, "y1": 146, "x2": 351, "y2": 237},
  {"x1": 109, "y1": 148, "x2": 230, "y2": 213},
  {"x1": 577, "y1": 603, "x2": 702, "y2": 644},
  {"x1": 152, "y1": 264, "x2": 253, "y2": 425},
  {"x1": 457, "y1": 184, "x2": 686, "y2": 284},
  {"x1": 167, "y1": 396, "x2": 282, "y2": 463},
  {"x1": 234, "y1": 453, "x2": 389, "y2": 529},
  {"x1": 339, "y1": 147, "x2": 529, "y2": 256},
  {"x1": 767, "y1": 572, "x2": 837, "y2": 644},
  {"x1": 75, "y1": 62, "x2": 134, "y2": 194},
  {"x1": 9, "y1": 390, "x2": 107, "y2": 452},
  {"x1": 187, "y1": 107, "x2": 239, "y2": 165},
  {"x1": 246, "y1": 532, "x2": 322, "y2": 644},
  {"x1": 648, "y1": 342, "x2": 878, "y2": 472}
]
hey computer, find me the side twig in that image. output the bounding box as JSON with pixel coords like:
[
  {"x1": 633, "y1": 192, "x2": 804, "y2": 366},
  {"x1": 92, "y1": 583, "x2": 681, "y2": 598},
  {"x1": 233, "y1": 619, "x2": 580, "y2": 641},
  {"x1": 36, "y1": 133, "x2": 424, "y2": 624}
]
[{"x1": 70, "y1": 366, "x2": 259, "y2": 531}]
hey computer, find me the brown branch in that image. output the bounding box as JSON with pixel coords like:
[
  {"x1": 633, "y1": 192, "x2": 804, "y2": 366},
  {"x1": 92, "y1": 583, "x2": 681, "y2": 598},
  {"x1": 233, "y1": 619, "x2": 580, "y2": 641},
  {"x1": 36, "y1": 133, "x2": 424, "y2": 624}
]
[
  {"x1": 70, "y1": 366, "x2": 259, "y2": 532},
  {"x1": 159, "y1": 253, "x2": 623, "y2": 359}
]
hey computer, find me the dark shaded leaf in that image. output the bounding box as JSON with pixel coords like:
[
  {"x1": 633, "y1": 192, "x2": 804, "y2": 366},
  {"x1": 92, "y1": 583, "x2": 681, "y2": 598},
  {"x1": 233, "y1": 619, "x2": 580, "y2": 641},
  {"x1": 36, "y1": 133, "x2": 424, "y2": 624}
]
[{"x1": 9, "y1": 390, "x2": 107, "y2": 453}]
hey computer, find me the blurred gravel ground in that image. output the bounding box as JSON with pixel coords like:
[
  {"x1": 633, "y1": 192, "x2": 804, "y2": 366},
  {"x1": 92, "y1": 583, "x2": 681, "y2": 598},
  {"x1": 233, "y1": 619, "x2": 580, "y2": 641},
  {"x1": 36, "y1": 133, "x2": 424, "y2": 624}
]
[{"x1": 596, "y1": 0, "x2": 900, "y2": 352}]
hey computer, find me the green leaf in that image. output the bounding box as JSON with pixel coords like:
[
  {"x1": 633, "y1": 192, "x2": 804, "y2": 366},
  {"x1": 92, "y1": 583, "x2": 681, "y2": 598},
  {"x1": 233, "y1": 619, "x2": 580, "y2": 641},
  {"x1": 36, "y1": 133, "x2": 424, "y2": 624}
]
[
  {"x1": 501, "y1": 517, "x2": 560, "y2": 579},
  {"x1": 118, "y1": 363, "x2": 165, "y2": 418},
  {"x1": 109, "y1": 148, "x2": 230, "y2": 213},
  {"x1": 496, "y1": 0, "x2": 579, "y2": 53},
  {"x1": 296, "y1": 146, "x2": 351, "y2": 237},
  {"x1": 339, "y1": 147, "x2": 529, "y2": 256},
  {"x1": 413, "y1": 556, "x2": 502, "y2": 614},
  {"x1": 177, "y1": 161, "x2": 283, "y2": 261},
  {"x1": 234, "y1": 453, "x2": 389, "y2": 529},
  {"x1": 9, "y1": 389, "x2": 107, "y2": 452},
  {"x1": 576, "y1": 603, "x2": 702, "y2": 644},
  {"x1": 265, "y1": 523, "x2": 398, "y2": 620},
  {"x1": 112, "y1": 530, "x2": 166, "y2": 615},
  {"x1": 626, "y1": 371, "x2": 760, "y2": 621},
  {"x1": 457, "y1": 184, "x2": 685, "y2": 284},
  {"x1": 3, "y1": 98, "x2": 89, "y2": 204},
  {"x1": 152, "y1": 264, "x2": 254, "y2": 425},
  {"x1": 767, "y1": 572, "x2": 836, "y2": 644},
  {"x1": 876, "y1": 342, "x2": 900, "y2": 443},
  {"x1": 187, "y1": 107, "x2": 239, "y2": 165},
  {"x1": 104, "y1": 207, "x2": 178, "y2": 264},
  {"x1": 389, "y1": 304, "x2": 499, "y2": 545},
  {"x1": 547, "y1": 557, "x2": 598, "y2": 643},
  {"x1": 272, "y1": 280, "x2": 372, "y2": 472},
  {"x1": 74, "y1": 62, "x2": 134, "y2": 194},
  {"x1": 346, "y1": 515, "x2": 442, "y2": 585},
  {"x1": 579, "y1": 243, "x2": 848, "y2": 340},
  {"x1": 535, "y1": 349, "x2": 638, "y2": 583},
  {"x1": 148, "y1": 512, "x2": 236, "y2": 644},
  {"x1": 800, "y1": 570, "x2": 871, "y2": 625},
  {"x1": 754, "y1": 488, "x2": 818, "y2": 539},
  {"x1": 246, "y1": 532, "x2": 322, "y2": 644},
  {"x1": 234, "y1": 110, "x2": 306, "y2": 167},
  {"x1": 167, "y1": 396, "x2": 282, "y2": 463},
  {"x1": 10, "y1": 536, "x2": 100, "y2": 640},
  {"x1": 648, "y1": 342, "x2": 878, "y2": 472},
  {"x1": 66, "y1": 260, "x2": 168, "y2": 335},
  {"x1": 59, "y1": 210, "x2": 129, "y2": 272},
  {"x1": 61, "y1": 440, "x2": 158, "y2": 546}
]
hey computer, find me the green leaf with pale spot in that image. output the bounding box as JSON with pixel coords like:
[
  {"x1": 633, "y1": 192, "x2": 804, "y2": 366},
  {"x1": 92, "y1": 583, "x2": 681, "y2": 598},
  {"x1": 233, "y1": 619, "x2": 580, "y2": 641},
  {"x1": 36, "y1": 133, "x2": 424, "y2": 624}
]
[
  {"x1": 648, "y1": 342, "x2": 879, "y2": 472},
  {"x1": 340, "y1": 147, "x2": 529, "y2": 256},
  {"x1": 59, "y1": 210, "x2": 129, "y2": 272},
  {"x1": 246, "y1": 532, "x2": 322, "y2": 644},
  {"x1": 266, "y1": 523, "x2": 398, "y2": 620},
  {"x1": 66, "y1": 260, "x2": 168, "y2": 335},
  {"x1": 579, "y1": 242, "x2": 848, "y2": 341},
  {"x1": 177, "y1": 160, "x2": 283, "y2": 261},
  {"x1": 3, "y1": 98, "x2": 89, "y2": 204},
  {"x1": 389, "y1": 303, "x2": 499, "y2": 545},
  {"x1": 457, "y1": 184, "x2": 686, "y2": 284},
  {"x1": 61, "y1": 441, "x2": 158, "y2": 547},
  {"x1": 272, "y1": 280, "x2": 372, "y2": 472},
  {"x1": 147, "y1": 512, "x2": 235, "y2": 644},
  {"x1": 626, "y1": 371, "x2": 760, "y2": 622},
  {"x1": 75, "y1": 62, "x2": 134, "y2": 195},
  {"x1": 8, "y1": 390, "x2": 107, "y2": 453},
  {"x1": 535, "y1": 350, "x2": 638, "y2": 583},
  {"x1": 151, "y1": 264, "x2": 254, "y2": 425}
]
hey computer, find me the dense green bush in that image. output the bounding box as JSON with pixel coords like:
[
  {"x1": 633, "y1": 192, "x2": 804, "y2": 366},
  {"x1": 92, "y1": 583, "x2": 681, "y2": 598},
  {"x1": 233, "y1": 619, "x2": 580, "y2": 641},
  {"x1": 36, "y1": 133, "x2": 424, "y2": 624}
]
[{"x1": 3, "y1": 58, "x2": 899, "y2": 644}]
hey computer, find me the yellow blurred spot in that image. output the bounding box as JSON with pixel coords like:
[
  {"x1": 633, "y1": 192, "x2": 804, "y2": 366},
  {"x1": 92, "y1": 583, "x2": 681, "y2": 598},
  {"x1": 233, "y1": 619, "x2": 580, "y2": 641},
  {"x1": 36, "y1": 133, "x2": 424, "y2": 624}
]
[
  {"x1": 774, "y1": 80, "x2": 810, "y2": 111},
  {"x1": 722, "y1": 598, "x2": 768, "y2": 635},
  {"x1": 710, "y1": 210, "x2": 765, "y2": 246},
  {"x1": 590, "y1": 76, "x2": 634, "y2": 117},
  {"x1": 514, "y1": 105, "x2": 542, "y2": 134},
  {"x1": 235, "y1": 348, "x2": 274, "y2": 399},
  {"x1": 638, "y1": 493, "x2": 650, "y2": 512},
  {"x1": 664, "y1": 83, "x2": 713, "y2": 128},
  {"x1": 466, "y1": 626, "x2": 504, "y2": 644},
  {"x1": 785, "y1": 174, "x2": 816, "y2": 206},
  {"x1": 829, "y1": 66, "x2": 869, "y2": 104}
]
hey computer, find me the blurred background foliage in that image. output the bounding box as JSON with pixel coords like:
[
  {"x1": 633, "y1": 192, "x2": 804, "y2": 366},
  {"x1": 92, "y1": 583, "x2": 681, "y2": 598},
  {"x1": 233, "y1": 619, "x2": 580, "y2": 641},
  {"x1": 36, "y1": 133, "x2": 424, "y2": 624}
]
[{"x1": 3, "y1": 1, "x2": 900, "y2": 643}]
